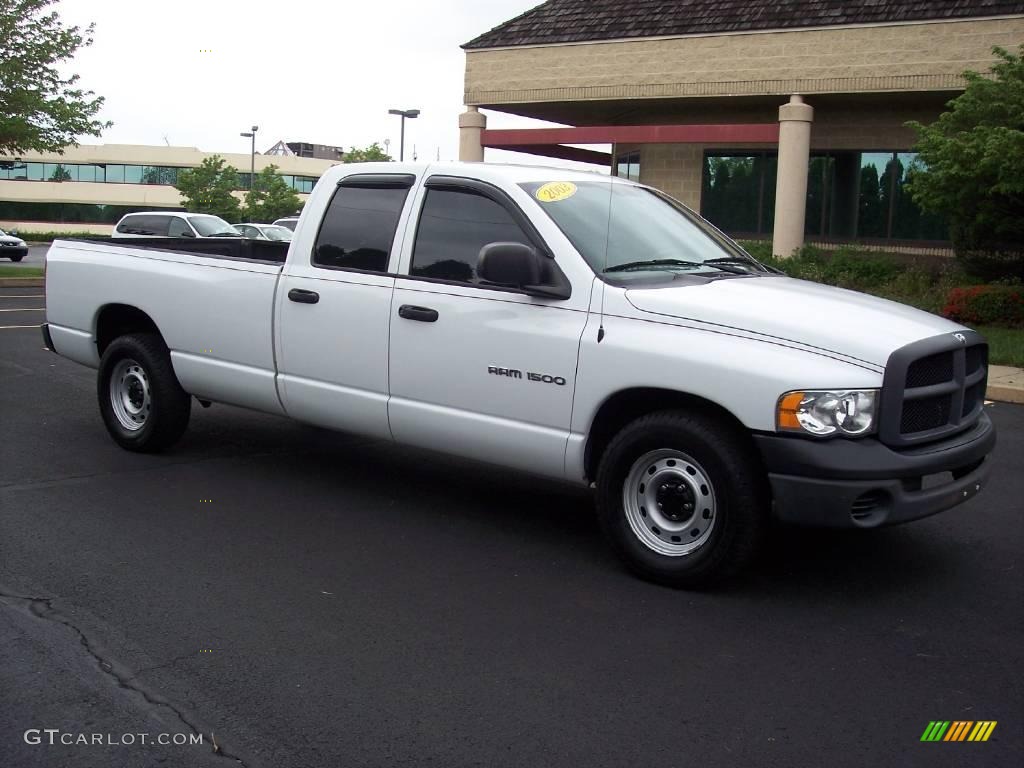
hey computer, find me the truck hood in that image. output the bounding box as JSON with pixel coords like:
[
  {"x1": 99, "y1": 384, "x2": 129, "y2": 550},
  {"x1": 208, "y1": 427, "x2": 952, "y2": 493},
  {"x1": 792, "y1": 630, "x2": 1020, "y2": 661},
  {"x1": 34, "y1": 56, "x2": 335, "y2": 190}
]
[{"x1": 625, "y1": 275, "x2": 964, "y2": 368}]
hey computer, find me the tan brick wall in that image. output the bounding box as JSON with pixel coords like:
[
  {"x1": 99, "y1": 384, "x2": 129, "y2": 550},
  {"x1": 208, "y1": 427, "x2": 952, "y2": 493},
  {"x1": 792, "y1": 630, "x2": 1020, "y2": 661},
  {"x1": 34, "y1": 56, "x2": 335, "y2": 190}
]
[
  {"x1": 466, "y1": 17, "x2": 1024, "y2": 104},
  {"x1": 637, "y1": 144, "x2": 705, "y2": 209}
]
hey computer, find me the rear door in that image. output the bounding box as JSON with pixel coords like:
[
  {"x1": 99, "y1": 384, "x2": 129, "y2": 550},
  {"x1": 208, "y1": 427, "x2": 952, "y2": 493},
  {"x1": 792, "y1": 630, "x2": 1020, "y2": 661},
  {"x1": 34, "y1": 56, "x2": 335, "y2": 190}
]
[
  {"x1": 275, "y1": 173, "x2": 417, "y2": 440},
  {"x1": 387, "y1": 176, "x2": 590, "y2": 479}
]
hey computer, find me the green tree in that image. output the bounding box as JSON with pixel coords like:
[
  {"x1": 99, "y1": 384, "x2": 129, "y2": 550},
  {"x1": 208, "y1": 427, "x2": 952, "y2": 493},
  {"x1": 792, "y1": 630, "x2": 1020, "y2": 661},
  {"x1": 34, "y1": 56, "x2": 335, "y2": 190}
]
[
  {"x1": 174, "y1": 156, "x2": 241, "y2": 222},
  {"x1": 243, "y1": 164, "x2": 301, "y2": 222},
  {"x1": 343, "y1": 142, "x2": 392, "y2": 162},
  {"x1": 0, "y1": 0, "x2": 110, "y2": 154},
  {"x1": 908, "y1": 45, "x2": 1024, "y2": 277},
  {"x1": 49, "y1": 163, "x2": 71, "y2": 182}
]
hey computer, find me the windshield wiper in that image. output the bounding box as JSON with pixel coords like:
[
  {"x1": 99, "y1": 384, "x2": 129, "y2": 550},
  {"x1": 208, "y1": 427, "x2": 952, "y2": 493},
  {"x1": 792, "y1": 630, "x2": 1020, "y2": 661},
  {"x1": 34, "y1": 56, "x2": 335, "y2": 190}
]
[
  {"x1": 702, "y1": 256, "x2": 767, "y2": 273},
  {"x1": 604, "y1": 258, "x2": 748, "y2": 275},
  {"x1": 604, "y1": 259, "x2": 705, "y2": 273},
  {"x1": 208, "y1": 232, "x2": 244, "y2": 237}
]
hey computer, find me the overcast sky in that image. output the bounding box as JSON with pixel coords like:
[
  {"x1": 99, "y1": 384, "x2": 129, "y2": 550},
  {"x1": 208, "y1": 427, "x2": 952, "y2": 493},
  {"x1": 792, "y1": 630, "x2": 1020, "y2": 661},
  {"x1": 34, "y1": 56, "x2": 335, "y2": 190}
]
[{"x1": 57, "y1": 0, "x2": 601, "y2": 168}]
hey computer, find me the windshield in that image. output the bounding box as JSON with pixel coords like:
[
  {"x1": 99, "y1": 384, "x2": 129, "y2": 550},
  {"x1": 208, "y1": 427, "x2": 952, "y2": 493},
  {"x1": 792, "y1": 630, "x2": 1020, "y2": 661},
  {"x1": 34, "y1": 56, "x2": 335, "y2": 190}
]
[
  {"x1": 188, "y1": 215, "x2": 241, "y2": 237},
  {"x1": 519, "y1": 180, "x2": 764, "y2": 277},
  {"x1": 259, "y1": 225, "x2": 292, "y2": 242}
]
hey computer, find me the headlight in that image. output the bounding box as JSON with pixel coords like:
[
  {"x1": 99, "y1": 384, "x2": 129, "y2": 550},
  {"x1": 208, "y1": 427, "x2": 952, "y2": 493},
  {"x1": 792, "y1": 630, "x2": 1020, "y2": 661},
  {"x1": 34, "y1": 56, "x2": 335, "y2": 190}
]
[{"x1": 777, "y1": 390, "x2": 878, "y2": 437}]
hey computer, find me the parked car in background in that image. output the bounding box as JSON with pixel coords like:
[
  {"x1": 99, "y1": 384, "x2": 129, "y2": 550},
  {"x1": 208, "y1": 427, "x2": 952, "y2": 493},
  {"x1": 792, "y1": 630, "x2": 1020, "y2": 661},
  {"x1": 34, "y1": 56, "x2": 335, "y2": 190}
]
[
  {"x1": 0, "y1": 228, "x2": 28, "y2": 261},
  {"x1": 272, "y1": 216, "x2": 300, "y2": 231},
  {"x1": 114, "y1": 212, "x2": 242, "y2": 239},
  {"x1": 235, "y1": 223, "x2": 293, "y2": 242}
]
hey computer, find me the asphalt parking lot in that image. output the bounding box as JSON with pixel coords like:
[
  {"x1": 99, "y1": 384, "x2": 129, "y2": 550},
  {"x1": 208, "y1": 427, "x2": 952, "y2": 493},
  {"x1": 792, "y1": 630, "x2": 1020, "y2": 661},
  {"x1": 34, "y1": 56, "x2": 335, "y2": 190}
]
[{"x1": 1, "y1": 284, "x2": 1021, "y2": 767}]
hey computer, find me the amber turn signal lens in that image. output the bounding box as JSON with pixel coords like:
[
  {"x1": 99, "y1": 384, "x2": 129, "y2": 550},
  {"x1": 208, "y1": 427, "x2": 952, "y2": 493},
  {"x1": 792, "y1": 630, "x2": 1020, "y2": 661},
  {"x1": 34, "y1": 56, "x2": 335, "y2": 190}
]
[{"x1": 777, "y1": 391, "x2": 805, "y2": 430}]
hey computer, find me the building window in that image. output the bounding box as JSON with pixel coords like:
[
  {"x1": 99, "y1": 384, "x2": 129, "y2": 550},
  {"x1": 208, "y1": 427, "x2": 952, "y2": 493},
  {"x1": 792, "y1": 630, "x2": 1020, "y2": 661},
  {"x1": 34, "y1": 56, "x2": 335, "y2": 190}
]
[
  {"x1": 0, "y1": 160, "x2": 317, "y2": 195},
  {"x1": 701, "y1": 150, "x2": 948, "y2": 243},
  {"x1": 0, "y1": 201, "x2": 183, "y2": 223},
  {"x1": 615, "y1": 151, "x2": 640, "y2": 182},
  {"x1": 701, "y1": 154, "x2": 777, "y2": 236}
]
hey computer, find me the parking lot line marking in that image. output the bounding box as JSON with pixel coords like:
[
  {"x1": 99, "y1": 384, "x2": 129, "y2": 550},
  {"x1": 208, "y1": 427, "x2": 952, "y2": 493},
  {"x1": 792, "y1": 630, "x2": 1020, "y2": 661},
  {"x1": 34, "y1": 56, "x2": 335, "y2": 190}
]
[
  {"x1": 0, "y1": 294, "x2": 45, "y2": 298},
  {"x1": 0, "y1": 324, "x2": 42, "y2": 329},
  {"x1": 0, "y1": 308, "x2": 45, "y2": 312}
]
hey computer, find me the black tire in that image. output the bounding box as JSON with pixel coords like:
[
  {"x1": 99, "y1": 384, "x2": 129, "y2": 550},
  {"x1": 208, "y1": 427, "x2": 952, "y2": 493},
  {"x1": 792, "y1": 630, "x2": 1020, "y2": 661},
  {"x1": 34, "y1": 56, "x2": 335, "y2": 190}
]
[
  {"x1": 10, "y1": 255, "x2": 23, "y2": 262},
  {"x1": 97, "y1": 333, "x2": 191, "y2": 452},
  {"x1": 595, "y1": 410, "x2": 768, "y2": 588}
]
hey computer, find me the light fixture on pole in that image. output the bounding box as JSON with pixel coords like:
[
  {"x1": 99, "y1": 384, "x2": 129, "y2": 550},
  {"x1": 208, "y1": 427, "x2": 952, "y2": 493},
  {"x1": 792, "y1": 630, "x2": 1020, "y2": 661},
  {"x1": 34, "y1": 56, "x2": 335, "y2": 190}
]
[
  {"x1": 387, "y1": 109, "x2": 420, "y2": 161},
  {"x1": 239, "y1": 125, "x2": 258, "y2": 190}
]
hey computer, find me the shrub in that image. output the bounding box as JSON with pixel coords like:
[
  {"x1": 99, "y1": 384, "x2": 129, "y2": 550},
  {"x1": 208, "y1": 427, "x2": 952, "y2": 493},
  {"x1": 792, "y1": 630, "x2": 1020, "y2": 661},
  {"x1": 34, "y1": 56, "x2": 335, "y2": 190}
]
[{"x1": 942, "y1": 285, "x2": 1024, "y2": 327}]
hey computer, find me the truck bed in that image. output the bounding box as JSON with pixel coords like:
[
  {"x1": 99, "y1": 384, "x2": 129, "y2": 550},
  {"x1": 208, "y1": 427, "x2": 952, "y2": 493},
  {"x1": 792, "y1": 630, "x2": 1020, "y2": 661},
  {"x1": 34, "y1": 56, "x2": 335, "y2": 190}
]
[
  {"x1": 74, "y1": 236, "x2": 290, "y2": 264},
  {"x1": 45, "y1": 237, "x2": 286, "y2": 415}
]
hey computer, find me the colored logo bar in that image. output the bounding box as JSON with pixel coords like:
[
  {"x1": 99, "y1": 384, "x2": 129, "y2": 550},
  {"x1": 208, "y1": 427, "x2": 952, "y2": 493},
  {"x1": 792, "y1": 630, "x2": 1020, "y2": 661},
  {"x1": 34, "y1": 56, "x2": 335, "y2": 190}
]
[{"x1": 921, "y1": 721, "x2": 997, "y2": 742}]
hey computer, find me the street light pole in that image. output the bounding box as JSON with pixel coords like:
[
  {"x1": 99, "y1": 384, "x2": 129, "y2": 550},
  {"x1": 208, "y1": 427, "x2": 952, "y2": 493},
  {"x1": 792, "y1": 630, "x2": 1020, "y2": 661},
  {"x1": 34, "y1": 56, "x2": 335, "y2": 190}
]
[
  {"x1": 387, "y1": 109, "x2": 420, "y2": 161},
  {"x1": 239, "y1": 125, "x2": 258, "y2": 190}
]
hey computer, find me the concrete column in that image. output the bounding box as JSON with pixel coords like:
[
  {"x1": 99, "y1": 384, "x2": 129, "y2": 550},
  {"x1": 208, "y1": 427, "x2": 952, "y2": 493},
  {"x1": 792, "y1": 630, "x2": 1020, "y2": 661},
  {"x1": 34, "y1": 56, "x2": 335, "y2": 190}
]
[
  {"x1": 458, "y1": 106, "x2": 487, "y2": 162},
  {"x1": 772, "y1": 95, "x2": 814, "y2": 258}
]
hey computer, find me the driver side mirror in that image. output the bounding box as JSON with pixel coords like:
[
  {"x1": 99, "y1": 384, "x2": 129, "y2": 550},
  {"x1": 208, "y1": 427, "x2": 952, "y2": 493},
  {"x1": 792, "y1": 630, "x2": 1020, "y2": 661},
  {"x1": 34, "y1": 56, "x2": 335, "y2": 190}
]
[
  {"x1": 179, "y1": 230, "x2": 196, "y2": 238},
  {"x1": 477, "y1": 242, "x2": 570, "y2": 300}
]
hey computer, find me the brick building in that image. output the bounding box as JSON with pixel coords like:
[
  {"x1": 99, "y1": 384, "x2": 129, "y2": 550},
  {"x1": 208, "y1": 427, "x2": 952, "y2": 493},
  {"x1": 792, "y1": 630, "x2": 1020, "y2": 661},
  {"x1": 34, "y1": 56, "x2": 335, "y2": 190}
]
[{"x1": 458, "y1": 0, "x2": 1024, "y2": 255}]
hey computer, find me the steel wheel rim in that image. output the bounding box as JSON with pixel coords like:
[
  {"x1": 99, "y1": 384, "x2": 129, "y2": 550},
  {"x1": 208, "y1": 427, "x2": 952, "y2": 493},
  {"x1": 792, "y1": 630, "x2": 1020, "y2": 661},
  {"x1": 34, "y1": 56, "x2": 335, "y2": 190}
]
[
  {"x1": 109, "y1": 358, "x2": 151, "y2": 431},
  {"x1": 623, "y1": 449, "x2": 717, "y2": 557}
]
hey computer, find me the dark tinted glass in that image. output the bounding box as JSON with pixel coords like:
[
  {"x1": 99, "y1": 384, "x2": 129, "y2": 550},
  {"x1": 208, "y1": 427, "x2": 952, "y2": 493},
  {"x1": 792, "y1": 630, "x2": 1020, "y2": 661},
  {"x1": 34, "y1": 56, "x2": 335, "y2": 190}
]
[
  {"x1": 411, "y1": 189, "x2": 530, "y2": 284},
  {"x1": 313, "y1": 185, "x2": 408, "y2": 271},
  {"x1": 117, "y1": 215, "x2": 170, "y2": 235},
  {"x1": 167, "y1": 217, "x2": 192, "y2": 237}
]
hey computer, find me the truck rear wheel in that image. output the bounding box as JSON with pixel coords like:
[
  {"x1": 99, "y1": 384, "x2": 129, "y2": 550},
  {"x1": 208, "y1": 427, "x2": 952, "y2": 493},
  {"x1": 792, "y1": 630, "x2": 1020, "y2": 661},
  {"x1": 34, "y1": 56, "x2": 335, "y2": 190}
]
[
  {"x1": 97, "y1": 333, "x2": 190, "y2": 452},
  {"x1": 595, "y1": 410, "x2": 768, "y2": 588}
]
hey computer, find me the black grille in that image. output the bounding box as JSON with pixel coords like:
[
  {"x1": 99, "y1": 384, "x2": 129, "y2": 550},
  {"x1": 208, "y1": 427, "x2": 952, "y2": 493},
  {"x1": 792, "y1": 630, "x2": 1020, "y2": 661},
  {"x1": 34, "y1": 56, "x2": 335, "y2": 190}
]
[
  {"x1": 851, "y1": 490, "x2": 885, "y2": 522},
  {"x1": 882, "y1": 334, "x2": 989, "y2": 446},
  {"x1": 966, "y1": 345, "x2": 986, "y2": 374},
  {"x1": 962, "y1": 382, "x2": 984, "y2": 417},
  {"x1": 906, "y1": 351, "x2": 954, "y2": 387},
  {"x1": 900, "y1": 396, "x2": 952, "y2": 434}
]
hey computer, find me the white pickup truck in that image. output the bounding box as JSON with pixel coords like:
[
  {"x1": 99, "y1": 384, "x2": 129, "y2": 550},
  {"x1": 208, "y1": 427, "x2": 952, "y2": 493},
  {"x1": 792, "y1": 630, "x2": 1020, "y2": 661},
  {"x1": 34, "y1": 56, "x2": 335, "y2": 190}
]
[{"x1": 43, "y1": 162, "x2": 995, "y2": 587}]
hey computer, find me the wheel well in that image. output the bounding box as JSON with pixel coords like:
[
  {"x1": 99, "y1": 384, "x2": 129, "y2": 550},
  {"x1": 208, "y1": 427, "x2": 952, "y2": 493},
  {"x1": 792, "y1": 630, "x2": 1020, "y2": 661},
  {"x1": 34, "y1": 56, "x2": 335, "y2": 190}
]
[
  {"x1": 583, "y1": 388, "x2": 751, "y2": 480},
  {"x1": 95, "y1": 304, "x2": 161, "y2": 356}
]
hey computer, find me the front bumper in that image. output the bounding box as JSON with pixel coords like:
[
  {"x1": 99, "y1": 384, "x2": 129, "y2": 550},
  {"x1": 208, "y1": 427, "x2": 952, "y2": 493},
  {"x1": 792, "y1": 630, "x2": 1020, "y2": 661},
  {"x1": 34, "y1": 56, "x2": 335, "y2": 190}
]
[
  {"x1": 2, "y1": 245, "x2": 28, "y2": 258},
  {"x1": 41, "y1": 323, "x2": 54, "y2": 352},
  {"x1": 754, "y1": 411, "x2": 996, "y2": 528}
]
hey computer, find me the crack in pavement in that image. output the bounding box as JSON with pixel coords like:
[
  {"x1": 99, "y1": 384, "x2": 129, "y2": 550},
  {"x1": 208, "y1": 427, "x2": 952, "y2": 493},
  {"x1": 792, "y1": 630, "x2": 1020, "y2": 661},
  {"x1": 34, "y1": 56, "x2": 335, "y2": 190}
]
[{"x1": 0, "y1": 589, "x2": 250, "y2": 767}]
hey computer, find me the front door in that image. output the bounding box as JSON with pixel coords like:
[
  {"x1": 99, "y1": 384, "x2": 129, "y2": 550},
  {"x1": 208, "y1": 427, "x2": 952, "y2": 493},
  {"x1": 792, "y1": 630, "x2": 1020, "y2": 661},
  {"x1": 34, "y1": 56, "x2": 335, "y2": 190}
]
[{"x1": 388, "y1": 178, "x2": 589, "y2": 479}]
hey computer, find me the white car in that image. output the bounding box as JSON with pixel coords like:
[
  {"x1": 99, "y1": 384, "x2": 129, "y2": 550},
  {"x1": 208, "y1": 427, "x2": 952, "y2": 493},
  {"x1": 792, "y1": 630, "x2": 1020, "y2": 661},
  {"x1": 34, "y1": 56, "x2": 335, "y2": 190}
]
[
  {"x1": 114, "y1": 212, "x2": 242, "y2": 238},
  {"x1": 272, "y1": 217, "x2": 300, "y2": 231},
  {"x1": 42, "y1": 162, "x2": 995, "y2": 587},
  {"x1": 235, "y1": 223, "x2": 293, "y2": 242},
  {"x1": 0, "y1": 228, "x2": 28, "y2": 261}
]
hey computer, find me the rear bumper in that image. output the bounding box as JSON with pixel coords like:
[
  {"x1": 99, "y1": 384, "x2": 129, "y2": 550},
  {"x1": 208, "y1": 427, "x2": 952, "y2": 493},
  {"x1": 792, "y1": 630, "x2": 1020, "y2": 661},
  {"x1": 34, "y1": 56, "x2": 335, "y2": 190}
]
[
  {"x1": 754, "y1": 411, "x2": 996, "y2": 528},
  {"x1": 41, "y1": 323, "x2": 54, "y2": 352}
]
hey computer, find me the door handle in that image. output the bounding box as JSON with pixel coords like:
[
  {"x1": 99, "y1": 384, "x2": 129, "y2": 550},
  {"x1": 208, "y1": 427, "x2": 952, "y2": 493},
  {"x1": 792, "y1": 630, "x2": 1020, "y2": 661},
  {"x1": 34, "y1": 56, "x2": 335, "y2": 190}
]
[
  {"x1": 288, "y1": 288, "x2": 319, "y2": 304},
  {"x1": 398, "y1": 304, "x2": 439, "y2": 323}
]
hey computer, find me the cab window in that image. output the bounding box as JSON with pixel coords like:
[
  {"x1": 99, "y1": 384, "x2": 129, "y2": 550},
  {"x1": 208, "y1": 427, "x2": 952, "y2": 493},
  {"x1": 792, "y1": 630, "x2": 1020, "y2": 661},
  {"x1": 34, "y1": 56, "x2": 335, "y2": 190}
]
[
  {"x1": 410, "y1": 188, "x2": 531, "y2": 284},
  {"x1": 313, "y1": 183, "x2": 410, "y2": 272}
]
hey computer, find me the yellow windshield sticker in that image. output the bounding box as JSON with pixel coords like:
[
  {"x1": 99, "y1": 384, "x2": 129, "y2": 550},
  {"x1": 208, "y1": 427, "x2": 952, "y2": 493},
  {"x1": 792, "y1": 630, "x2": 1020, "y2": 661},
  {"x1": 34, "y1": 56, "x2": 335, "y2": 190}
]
[{"x1": 535, "y1": 182, "x2": 578, "y2": 203}]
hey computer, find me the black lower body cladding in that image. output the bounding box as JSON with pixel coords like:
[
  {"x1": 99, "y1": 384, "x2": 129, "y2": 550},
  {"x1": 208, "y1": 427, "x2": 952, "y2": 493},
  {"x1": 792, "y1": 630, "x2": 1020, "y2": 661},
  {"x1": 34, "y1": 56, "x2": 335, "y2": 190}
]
[{"x1": 755, "y1": 412, "x2": 996, "y2": 527}]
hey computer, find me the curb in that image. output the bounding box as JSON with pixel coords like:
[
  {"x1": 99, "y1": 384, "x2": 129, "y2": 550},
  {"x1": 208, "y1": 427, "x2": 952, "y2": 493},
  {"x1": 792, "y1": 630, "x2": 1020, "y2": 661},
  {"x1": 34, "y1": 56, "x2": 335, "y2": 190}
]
[
  {"x1": 986, "y1": 385, "x2": 1024, "y2": 405},
  {"x1": 0, "y1": 277, "x2": 44, "y2": 287}
]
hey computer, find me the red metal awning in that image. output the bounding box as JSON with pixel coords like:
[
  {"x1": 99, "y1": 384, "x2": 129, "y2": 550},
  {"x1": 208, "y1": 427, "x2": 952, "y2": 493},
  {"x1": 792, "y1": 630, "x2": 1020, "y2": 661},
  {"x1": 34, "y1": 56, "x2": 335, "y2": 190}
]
[{"x1": 481, "y1": 123, "x2": 780, "y2": 165}]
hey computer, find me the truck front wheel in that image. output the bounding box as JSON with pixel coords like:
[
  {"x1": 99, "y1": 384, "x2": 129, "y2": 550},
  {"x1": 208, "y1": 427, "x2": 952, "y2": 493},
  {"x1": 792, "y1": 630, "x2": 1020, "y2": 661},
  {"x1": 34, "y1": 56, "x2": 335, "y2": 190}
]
[
  {"x1": 595, "y1": 410, "x2": 768, "y2": 588},
  {"x1": 97, "y1": 333, "x2": 191, "y2": 452}
]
